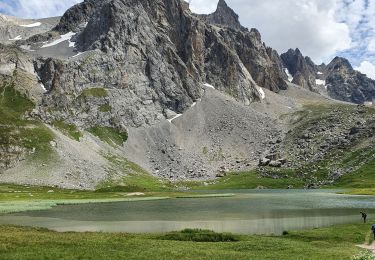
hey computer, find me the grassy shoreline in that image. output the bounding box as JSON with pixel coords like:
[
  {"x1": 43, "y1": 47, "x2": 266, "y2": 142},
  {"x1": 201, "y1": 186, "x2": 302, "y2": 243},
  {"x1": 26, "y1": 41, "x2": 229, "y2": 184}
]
[{"x1": 0, "y1": 224, "x2": 373, "y2": 259}]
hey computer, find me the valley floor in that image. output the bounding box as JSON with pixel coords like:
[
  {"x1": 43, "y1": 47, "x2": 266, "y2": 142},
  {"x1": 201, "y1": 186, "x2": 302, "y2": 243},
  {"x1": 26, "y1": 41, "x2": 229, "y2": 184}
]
[{"x1": 0, "y1": 223, "x2": 373, "y2": 259}]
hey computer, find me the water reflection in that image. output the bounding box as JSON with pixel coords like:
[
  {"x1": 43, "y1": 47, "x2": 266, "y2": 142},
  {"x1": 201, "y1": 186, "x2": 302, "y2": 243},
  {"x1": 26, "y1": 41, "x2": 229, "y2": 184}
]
[{"x1": 0, "y1": 190, "x2": 374, "y2": 235}]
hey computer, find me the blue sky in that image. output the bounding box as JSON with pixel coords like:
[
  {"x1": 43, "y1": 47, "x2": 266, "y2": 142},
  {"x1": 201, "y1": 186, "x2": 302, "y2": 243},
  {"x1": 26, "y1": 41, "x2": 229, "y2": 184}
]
[{"x1": 1, "y1": 0, "x2": 374, "y2": 79}]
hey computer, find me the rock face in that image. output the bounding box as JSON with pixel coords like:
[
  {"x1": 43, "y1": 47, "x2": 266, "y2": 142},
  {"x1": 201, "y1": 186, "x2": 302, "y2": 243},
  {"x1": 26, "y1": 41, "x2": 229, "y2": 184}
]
[
  {"x1": 281, "y1": 49, "x2": 375, "y2": 104},
  {"x1": 325, "y1": 57, "x2": 375, "y2": 104},
  {"x1": 198, "y1": 0, "x2": 244, "y2": 31},
  {"x1": 281, "y1": 48, "x2": 318, "y2": 91},
  {"x1": 31, "y1": 0, "x2": 287, "y2": 128},
  {"x1": 0, "y1": 15, "x2": 59, "y2": 45}
]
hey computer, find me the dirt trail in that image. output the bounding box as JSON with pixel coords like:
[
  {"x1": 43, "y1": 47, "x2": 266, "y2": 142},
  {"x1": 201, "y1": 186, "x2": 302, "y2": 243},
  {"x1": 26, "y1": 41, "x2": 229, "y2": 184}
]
[
  {"x1": 357, "y1": 232, "x2": 375, "y2": 254},
  {"x1": 357, "y1": 242, "x2": 375, "y2": 253}
]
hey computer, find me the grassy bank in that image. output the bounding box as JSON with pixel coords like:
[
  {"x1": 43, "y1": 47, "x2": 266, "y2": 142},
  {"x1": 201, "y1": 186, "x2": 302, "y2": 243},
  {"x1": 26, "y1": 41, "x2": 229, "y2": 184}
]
[
  {"x1": 190, "y1": 170, "x2": 305, "y2": 190},
  {"x1": 0, "y1": 224, "x2": 372, "y2": 259},
  {"x1": 343, "y1": 189, "x2": 375, "y2": 196}
]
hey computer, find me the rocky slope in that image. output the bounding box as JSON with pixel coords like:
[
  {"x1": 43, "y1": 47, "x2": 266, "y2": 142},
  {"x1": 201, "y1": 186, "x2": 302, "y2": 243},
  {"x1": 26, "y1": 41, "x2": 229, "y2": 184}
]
[
  {"x1": 0, "y1": 14, "x2": 59, "y2": 45},
  {"x1": 0, "y1": 0, "x2": 374, "y2": 189}
]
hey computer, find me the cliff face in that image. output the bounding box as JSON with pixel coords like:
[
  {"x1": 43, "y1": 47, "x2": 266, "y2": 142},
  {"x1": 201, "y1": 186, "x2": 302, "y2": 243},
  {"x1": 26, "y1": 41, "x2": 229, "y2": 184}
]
[
  {"x1": 281, "y1": 48, "x2": 318, "y2": 92},
  {"x1": 325, "y1": 57, "x2": 375, "y2": 104},
  {"x1": 198, "y1": 0, "x2": 244, "y2": 31},
  {"x1": 281, "y1": 49, "x2": 375, "y2": 103},
  {"x1": 31, "y1": 0, "x2": 287, "y2": 128}
]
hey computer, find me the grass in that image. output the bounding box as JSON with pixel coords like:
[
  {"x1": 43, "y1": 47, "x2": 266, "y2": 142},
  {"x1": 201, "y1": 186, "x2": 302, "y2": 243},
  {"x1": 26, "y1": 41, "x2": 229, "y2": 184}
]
[
  {"x1": 160, "y1": 229, "x2": 239, "y2": 242},
  {"x1": 344, "y1": 189, "x2": 375, "y2": 196},
  {"x1": 87, "y1": 126, "x2": 127, "y2": 146},
  {"x1": 97, "y1": 155, "x2": 170, "y2": 192},
  {"x1": 0, "y1": 223, "x2": 371, "y2": 259},
  {"x1": 79, "y1": 87, "x2": 108, "y2": 98},
  {"x1": 175, "y1": 194, "x2": 235, "y2": 198},
  {"x1": 332, "y1": 150, "x2": 375, "y2": 189},
  {"x1": 0, "y1": 80, "x2": 55, "y2": 161},
  {"x1": 191, "y1": 170, "x2": 305, "y2": 190},
  {"x1": 52, "y1": 120, "x2": 82, "y2": 141},
  {"x1": 99, "y1": 103, "x2": 111, "y2": 112}
]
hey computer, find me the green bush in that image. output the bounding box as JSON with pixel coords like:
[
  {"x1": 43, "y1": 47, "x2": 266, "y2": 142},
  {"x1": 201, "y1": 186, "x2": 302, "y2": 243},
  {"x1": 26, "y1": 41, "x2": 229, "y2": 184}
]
[{"x1": 160, "y1": 229, "x2": 239, "y2": 242}]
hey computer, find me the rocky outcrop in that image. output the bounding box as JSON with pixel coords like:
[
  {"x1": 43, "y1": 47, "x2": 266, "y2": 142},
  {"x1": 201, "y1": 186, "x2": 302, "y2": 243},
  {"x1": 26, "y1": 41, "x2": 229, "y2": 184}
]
[
  {"x1": 0, "y1": 15, "x2": 60, "y2": 45},
  {"x1": 281, "y1": 48, "x2": 318, "y2": 91},
  {"x1": 198, "y1": 0, "x2": 244, "y2": 31},
  {"x1": 31, "y1": 0, "x2": 288, "y2": 128},
  {"x1": 281, "y1": 49, "x2": 375, "y2": 104},
  {"x1": 325, "y1": 57, "x2": 375, "y2": 104}
]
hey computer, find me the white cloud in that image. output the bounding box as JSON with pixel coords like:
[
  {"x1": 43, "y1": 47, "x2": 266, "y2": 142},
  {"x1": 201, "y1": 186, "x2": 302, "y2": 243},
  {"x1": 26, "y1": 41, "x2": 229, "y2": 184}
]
[
  {"x1": 355, "y1": 61, "x2": 375, "y2": 80},
  {"x1": 188, "y1": 0, "x2": 218, "y2": 14},
  {"x1": 187, "y1": 0, "x2": 352, "y2": 64},
  {"x1": 0, "y1": 0, "x2": 83, "y2": 19},
  {"x1": 368, "y1": 39, "x2": 375, "y2": 53}
]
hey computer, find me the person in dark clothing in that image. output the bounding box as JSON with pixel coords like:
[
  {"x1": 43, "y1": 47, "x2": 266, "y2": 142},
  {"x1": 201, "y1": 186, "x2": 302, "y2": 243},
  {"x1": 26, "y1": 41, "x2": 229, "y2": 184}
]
[
  {"x1": 372, "y1": 224, "x2": 375, "y2": 240},
  {"x1": 360, "y1": 212, "x2": 367, "y2": 223}
]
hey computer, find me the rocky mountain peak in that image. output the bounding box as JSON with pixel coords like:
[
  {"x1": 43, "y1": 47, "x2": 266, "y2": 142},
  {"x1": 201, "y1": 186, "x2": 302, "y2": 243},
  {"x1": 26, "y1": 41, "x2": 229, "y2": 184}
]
[
  {"x1": 199, "y1": 0, "x2": 244, "y2": 30},
  {"x1": 327, "y1": 56, "x2": 353, "y2": 72}
]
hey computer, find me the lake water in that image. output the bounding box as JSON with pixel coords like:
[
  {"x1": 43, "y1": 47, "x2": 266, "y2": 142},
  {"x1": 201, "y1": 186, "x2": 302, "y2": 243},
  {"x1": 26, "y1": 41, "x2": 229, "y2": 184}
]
[{"x1": 0, "y1": 190, "x2": 374, "y2": 235}]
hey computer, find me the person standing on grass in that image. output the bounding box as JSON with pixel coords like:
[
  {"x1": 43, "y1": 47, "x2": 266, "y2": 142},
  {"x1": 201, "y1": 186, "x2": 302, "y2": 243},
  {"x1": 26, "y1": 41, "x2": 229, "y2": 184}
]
[
  {"x1": 361, "y1": 212, "x2": 367, "y2": 223},
  {"x1": 372, "y1": 224, "x2": 375, "y2": 240}
]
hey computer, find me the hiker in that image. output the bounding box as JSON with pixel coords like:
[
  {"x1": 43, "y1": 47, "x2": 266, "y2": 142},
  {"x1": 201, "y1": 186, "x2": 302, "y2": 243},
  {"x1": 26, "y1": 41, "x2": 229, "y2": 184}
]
[
  {"x1": 372, "y1": 224, "x2": 375, "y2": 240},
  {"x1": 360, "y1": 212, "x2": 367, "y2": 223}
]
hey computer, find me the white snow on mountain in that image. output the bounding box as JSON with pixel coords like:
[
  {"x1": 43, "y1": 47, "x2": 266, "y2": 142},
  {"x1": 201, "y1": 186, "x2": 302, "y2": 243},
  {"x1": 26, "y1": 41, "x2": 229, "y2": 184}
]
[
  {"x1": 258, "y1": 87, "x2": 266, "y2": 99},
  {"x1": 41, "y1": 32, "x2": 76, "y2": 48},
  {"x1": 203, "y1": 83, "x2": 215, "y2": 89},
  {"x1": 284, "y1": 68, "x2": 293, "y2": 82},
  {"x1": 20, "y1": 22, "x2": 42, "y2": 27},
  {"x1": 9, "y1": 35, "x2": 22, "y2": 41},
  {"x1": 315, "y1": 79, "x2": 326, "y2": 85},
  {"x1": 168, "y1": 114, "x2": 183, "y2": 123}
]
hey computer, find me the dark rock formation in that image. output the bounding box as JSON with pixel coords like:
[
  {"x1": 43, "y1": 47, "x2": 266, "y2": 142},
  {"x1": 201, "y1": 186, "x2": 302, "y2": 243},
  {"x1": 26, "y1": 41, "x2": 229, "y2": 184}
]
[
  {"x1": 325, "y1": 57, "x2": 375, "y2": 104},
  {"x1": 33, "y1": 0, "x2": 288, "y2": 127},
  {"x1": 281, "y1": 49, "x2": 375, "y2": 104},
  {"x1": 281, "y1": 48, "x2": 317, "y2": 91},
  {"x1": 198, "y1": 0, "x2": 244, "y2": 31}
]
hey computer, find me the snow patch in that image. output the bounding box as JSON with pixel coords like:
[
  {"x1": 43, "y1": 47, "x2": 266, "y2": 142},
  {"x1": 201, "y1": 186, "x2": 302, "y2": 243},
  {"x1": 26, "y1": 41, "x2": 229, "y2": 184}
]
[
  {"x1": 258, "y1": 87, "x2": 266, "y2": 100},
  {"x1": 191, "y1": 102, "x2": 197, "y2": 108},
  {"x1": 203, "y1": 83, "x2": 215, "y2": 89},
  {"x1": 20, "y1": 45, "x2": 34, "y2": 51},
  {"x1": 168, "y1": 114, "x2": 182, "y2": 123},
  {"x1": 315, "y1": 79, "x2": 326, "y2": 85},
  {"x1": 20, "y1": 22, "x2": 41, "y2": 28},
  {"x1": 9, "y1": 35, "x2": 22, "y2": 41},
  {"x1": 40, "y1": 83, "x2": 47, "y2": 92},
  {"x1": 71, "y1": 52, "x2": 84, "y2": 58},
  {"x1": 284, "y1": 68, "x2": 293, "y2": 82},
  {"x1": 317, "y1": 71, "x2": 323, "y2": 75},
  {"x1": 41, "y1": 32, "x2": 76, "y2": 48}
]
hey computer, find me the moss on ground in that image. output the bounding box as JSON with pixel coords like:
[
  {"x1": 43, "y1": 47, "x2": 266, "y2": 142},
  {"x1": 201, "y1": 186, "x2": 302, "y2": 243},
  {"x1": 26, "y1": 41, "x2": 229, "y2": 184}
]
[
  {"x1": 0, "y1": 80, "x2": 55, "y2": 161},
  {"x1": 87, "y1": 126, "x2": 127, "y2": 146},
  {"x1": 97, "y1": 155, "x2": 169, "y2": 192},
  {"x1": 52, "y1": 120, "x2": 82, "y2": 141},
  {"x1": 79, "y1": 87, "x2": 108, "y2": 98},
  {"x1": 99, "y1": 103, "x2": 111, "y2": 112}
]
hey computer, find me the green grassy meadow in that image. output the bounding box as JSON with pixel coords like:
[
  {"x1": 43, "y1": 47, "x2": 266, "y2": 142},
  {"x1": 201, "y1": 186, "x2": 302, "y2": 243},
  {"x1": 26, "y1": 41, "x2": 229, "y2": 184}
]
[{"x1": 0, "y1": 224, "x2": 372, "y2": 259}]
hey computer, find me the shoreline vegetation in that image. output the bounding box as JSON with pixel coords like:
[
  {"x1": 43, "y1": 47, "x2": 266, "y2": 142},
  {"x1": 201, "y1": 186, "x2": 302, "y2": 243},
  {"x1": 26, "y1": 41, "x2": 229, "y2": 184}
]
[
  {"x1": 0, "y1": 181, "x2": 374, "y2": 214},
  {"x1": 0, "y1": 224, "x2": 373, "y2": 259}
]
